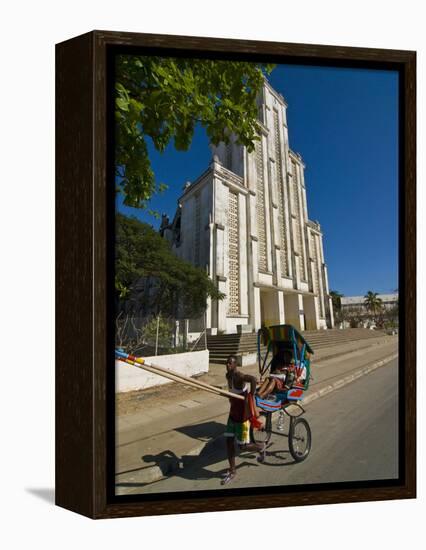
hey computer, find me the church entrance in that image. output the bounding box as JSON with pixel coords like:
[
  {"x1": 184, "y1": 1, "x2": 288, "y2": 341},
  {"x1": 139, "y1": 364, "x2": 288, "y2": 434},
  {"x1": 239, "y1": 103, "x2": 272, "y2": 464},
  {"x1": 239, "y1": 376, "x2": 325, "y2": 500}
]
[
  {"x1": 260, "y1": 289, "x2": 280, "y2": 327},
  {"x1": 303, "y1": 295, "x2": 318, "y2": 330},
  {"x1": 283, "y1": 293, "x2": 304, "y2": 331}
]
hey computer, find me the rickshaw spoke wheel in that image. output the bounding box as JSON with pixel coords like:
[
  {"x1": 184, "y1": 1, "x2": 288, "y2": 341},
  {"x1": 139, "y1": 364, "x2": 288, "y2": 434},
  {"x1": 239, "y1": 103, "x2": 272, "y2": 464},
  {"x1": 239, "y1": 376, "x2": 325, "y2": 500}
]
[{"x1": 288, "y1": 417, "x2": 311, "y2": 462}]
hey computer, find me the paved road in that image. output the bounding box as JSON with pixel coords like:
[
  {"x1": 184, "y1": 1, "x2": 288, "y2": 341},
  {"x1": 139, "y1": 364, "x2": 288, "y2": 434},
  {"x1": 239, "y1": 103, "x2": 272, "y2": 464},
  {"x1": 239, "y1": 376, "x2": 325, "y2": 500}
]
[{"x1": 117, "y1": 358, "x2": 399, "y2": 494}]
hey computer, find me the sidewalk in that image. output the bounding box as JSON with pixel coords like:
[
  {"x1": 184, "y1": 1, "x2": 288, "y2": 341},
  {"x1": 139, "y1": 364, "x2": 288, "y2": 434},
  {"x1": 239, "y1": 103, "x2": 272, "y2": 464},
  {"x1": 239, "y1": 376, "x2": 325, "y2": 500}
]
[{"x1": 115, "y1": 335, "x2": 398, "y2": 491}]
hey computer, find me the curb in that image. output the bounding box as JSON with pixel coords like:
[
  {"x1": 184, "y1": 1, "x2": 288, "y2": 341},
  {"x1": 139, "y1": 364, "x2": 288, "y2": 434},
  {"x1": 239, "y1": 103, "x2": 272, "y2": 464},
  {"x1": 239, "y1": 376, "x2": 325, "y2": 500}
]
[
  {"x1": 303, "y1": 352, "x2": 398, "y2": 405},
  {"x1": 309, "y1": 339, "x2": 396, "y2": 366},
  {"x1": 116, "y1": 352, "x2": 398, "y2": 489}
]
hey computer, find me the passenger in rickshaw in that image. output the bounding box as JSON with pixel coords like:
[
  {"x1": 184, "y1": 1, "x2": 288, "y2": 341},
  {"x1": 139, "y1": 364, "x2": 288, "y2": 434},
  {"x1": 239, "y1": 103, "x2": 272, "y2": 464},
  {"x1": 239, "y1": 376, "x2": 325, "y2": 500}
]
[{"x1": 257, "y1": 348, "x2": 307, "y2": 399}]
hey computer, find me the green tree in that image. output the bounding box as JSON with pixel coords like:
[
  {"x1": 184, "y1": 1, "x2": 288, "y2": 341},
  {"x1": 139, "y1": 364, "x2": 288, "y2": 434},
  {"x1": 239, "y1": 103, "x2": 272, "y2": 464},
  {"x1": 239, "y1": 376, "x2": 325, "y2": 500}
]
[
  {"x1": 142, "y1": 316, "x2": 173, "y2": 349},
  {"x1": 115, "y1": 213, "x2": 224, "y2": 318},
  {"x1": 115, "y1": 55, "x2": 274, "y2": 207},
  {"x1": 384, "y1": 297, "x2": 399, "y2": 329},
  {"x1": 363, "y1": 291, "x2": 383, "y2": 324}
]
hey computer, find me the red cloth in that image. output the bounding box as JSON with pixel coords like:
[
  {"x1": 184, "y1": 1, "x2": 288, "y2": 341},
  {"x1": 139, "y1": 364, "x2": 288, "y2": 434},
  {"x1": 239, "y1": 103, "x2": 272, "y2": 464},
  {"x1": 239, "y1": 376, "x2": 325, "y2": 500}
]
[{"x1": 248, "y1": 394, "x2": 263, "y2": 429}]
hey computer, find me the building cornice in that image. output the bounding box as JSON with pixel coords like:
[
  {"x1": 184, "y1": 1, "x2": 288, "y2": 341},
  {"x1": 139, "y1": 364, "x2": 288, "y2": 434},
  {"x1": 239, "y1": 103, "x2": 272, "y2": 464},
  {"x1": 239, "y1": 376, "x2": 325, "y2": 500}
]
[
  {"x1": 289, "y1": 149, "x2": 306, "y2": 168},
  {"x1": 307, "y1": 220, "x2": 322, "y2": 234},
  {"x1": 178, "y1": 167, "x2": 213, "y2": 202},
  {"x1": 214, "y1": 165, "x2": 248, "y2": 195},
  {"x1": 254, "y1": 282, "x2": 315, "y2": 296},
  {"x1": 257, "y1": 121, "x2": 269, "y2": 136},
  {"x1": 264, "y1": 79, "x2": 288, "y2": 107}
]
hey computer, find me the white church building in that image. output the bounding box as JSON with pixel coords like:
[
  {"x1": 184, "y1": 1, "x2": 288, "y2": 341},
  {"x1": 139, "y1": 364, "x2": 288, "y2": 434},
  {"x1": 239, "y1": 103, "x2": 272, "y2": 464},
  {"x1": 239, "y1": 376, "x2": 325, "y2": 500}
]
[{"x1": 161, "y1": 79, "x2": 334, "y2": 334}]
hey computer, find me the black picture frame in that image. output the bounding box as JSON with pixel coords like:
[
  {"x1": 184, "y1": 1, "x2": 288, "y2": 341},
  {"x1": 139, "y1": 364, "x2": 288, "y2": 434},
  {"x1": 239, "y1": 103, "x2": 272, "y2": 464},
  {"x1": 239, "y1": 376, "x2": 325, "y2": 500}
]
[{"x1": 56, "y1": 30, "x2": 416, "y2": 519}]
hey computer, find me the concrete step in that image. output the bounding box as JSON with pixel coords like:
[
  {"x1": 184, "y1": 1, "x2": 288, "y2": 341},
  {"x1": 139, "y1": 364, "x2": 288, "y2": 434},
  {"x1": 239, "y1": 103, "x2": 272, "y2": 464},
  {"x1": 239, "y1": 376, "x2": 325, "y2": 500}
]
[{"x1": 207, "y1": 343, "x2": 264, "y2": 350}]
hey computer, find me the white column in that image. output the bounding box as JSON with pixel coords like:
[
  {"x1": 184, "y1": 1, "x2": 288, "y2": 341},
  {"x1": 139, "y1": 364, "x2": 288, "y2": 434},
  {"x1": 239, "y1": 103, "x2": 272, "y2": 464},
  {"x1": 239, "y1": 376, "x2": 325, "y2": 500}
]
[
  {"x1": 254, "y1": 286, "x2": 262, "y2": 330},
  {"x1": 278, "y1": 290, "x2": 285, "y2": 324},
  {"x1": 217, "y1": 278, "x2": 227, "y2": 333}
]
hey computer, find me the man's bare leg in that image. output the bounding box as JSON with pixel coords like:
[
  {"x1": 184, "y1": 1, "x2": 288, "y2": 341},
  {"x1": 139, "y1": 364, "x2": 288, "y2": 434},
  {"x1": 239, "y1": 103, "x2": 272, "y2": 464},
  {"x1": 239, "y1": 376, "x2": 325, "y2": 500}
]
[
  {"x1": 257, "y1": 378, "x2": 277, "y2": 398},
  {"x1": 222, "y1": 437, "x2": 237, "y2": 485}
]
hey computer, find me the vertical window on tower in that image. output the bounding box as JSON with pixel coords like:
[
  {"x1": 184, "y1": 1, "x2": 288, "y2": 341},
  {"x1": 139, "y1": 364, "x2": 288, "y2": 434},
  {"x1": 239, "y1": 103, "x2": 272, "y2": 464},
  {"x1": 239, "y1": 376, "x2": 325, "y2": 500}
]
[
  {"x1": 310, "y1": 233, "x2": 323, "y2": 316},
  {"x1": 255, "y1": 139, "x2": 267, "y2": 272},
  {"x1": 194, "y1": 193, "x2": 201, "y2": 266},
  {"x1": 291, "y1": 160, "x2": 297, "y2": 187},
  {"x1": 274, "y1": 109, "x2": 289, "y2": 277},
  {"x1": 292, "y1": 159, "x2": 306, "y2": 280},
  {"x1": 228, "y1": 191, "x2": 240, "y2": 315},
  {"x1": 310, "y1": 233, "x2": 318, "y2": 293}
]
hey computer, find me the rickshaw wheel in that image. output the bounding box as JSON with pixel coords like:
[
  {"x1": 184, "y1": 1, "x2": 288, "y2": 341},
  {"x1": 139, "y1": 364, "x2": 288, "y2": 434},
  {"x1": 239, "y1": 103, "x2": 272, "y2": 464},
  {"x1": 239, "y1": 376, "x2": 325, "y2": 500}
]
[
  {"x1": 288, "y1": 417, "x2": 311, "y2": 462},
  {"x1": 250, "y1": 412, "x2": 272, "y2": 446}
]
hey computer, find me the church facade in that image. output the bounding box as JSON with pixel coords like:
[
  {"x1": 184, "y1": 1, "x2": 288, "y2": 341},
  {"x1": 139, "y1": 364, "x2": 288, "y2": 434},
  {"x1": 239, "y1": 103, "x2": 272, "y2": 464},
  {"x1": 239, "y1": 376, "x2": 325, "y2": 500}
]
[{"x1": 161, "y1": 79, "x2": 334, "y2": 334}]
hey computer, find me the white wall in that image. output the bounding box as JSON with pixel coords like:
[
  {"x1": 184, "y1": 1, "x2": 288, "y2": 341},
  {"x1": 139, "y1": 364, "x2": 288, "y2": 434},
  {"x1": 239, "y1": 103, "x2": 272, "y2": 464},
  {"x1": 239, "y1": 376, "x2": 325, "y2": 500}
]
[
  {"x1": 3, "y1": 1, "x2": 425, "y2": 550},
  {"x1": 116, "y1": 350, "x2": 209, "y2": 392}
]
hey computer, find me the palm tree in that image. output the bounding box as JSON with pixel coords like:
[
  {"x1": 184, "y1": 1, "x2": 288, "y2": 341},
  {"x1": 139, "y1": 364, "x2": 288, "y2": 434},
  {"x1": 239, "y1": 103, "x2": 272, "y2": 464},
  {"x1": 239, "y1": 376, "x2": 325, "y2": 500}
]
[{"x1": 363, "y1": 291, "x2": 383, "y2": 324}]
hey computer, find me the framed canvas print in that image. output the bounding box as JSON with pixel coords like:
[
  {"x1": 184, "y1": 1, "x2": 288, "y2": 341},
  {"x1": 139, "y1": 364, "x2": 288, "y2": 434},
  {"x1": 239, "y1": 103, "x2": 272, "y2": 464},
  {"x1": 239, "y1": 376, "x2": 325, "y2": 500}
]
[{"x1": 56, "y1": 30, "x2": 416, "y2": 519}]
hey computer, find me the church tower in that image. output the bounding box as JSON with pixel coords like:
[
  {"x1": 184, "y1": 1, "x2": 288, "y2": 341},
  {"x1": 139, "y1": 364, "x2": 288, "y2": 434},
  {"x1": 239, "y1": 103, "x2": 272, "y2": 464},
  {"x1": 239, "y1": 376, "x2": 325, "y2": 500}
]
[{"x1": 171, "y1": 79, "x2": 334, "y2": 334}]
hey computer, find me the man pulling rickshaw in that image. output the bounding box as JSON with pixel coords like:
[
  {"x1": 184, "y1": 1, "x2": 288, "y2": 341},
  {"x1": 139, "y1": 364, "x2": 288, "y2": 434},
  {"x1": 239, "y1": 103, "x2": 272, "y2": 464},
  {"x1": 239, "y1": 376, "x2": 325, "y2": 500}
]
[{"x1": 221, "y1": 324, "x2": 313, "y2": 484}]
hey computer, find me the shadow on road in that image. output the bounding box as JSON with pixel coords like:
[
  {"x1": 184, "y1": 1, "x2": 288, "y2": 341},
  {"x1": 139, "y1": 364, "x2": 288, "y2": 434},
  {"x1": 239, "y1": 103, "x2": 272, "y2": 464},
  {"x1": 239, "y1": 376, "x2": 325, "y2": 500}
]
[
  {"x1": 174, "y1": 420, "x2": 224, "y2": 441},
  {"x1": 260, "y1": 429, "x2": 298, "y2": 467},
  {"x1": 116, "y1": 436, "x2": 228, "y2": 490},
  {"x1": 116, "y1": 424, "x2": 299, "y2": 492}
]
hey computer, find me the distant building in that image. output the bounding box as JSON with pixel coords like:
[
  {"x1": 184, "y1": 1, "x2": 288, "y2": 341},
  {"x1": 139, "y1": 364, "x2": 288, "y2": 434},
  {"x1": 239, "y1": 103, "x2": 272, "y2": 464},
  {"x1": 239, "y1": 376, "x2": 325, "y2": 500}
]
[
  {"x1": 341, "y1": 293, "x2": 398, "y2": 311},
  {"x1": 161, "y1": 79, "x2": 334, "y2": 334},
  {"x1": 340, "y1": 293, "x2": 398, "y2": 328}
]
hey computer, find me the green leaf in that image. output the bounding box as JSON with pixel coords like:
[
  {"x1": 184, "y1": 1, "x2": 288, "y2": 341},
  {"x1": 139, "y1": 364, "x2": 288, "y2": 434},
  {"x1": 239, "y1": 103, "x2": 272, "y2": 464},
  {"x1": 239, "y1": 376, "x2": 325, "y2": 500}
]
[{"x1": 116, "y1": 98, "x2": 129, "y2": 111}]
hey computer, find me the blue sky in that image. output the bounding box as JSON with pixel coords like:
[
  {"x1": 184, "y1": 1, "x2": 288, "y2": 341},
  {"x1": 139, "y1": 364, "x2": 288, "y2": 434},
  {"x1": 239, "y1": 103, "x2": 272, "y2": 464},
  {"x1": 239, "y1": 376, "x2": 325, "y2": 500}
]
[{"x1": 117, "y1": 63, "x2": 399, "y2": 297}]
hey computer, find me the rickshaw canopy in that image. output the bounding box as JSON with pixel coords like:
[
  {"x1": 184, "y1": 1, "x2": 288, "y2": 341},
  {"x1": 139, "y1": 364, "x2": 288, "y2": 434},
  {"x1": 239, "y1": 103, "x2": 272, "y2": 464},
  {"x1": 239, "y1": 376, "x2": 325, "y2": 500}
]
[{"x1": 265, "y1": 324, "x2": 314, "y2": 355}]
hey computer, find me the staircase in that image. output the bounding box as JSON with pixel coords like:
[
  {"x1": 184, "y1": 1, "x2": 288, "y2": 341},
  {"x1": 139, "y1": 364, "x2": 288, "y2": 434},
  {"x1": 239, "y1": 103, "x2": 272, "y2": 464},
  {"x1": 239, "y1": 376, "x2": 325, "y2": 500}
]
[
  {"x1": 207, "y1": 328, "x2": 387, "y2": 364},
  {"x1": 301, "y1": 328, "x2": 386, "y2": 350},
  {"x1": 206, "y1": 333, "x2": 266, "y2": 365}
]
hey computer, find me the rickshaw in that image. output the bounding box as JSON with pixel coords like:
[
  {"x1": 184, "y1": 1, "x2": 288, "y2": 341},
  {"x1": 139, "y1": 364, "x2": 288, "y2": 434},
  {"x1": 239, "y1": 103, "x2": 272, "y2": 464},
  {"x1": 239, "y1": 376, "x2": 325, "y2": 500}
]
[{"x1": 250, "y1": 324, "x2": 313, "y2": 462}]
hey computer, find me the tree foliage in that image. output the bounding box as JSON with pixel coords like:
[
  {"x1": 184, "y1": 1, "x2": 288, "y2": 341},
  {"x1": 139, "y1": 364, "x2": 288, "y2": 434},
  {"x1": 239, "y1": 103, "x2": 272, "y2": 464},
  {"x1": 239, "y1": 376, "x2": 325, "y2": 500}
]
[
  {"x1": 115, "y1": 213, "x2": 224, "y2": 318},
  {"x1": 115, "y1": 55, "x2": 274, "y2": 207},
  {"x1": 362, "y1": 291, "x2": 384, "y2": 327},
  {"x1": 363, "y1": 291, "x2": 383, "y2": 315},
  {"x1": 384, "y1": 300, "x2": 399, "y2": 328}
]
